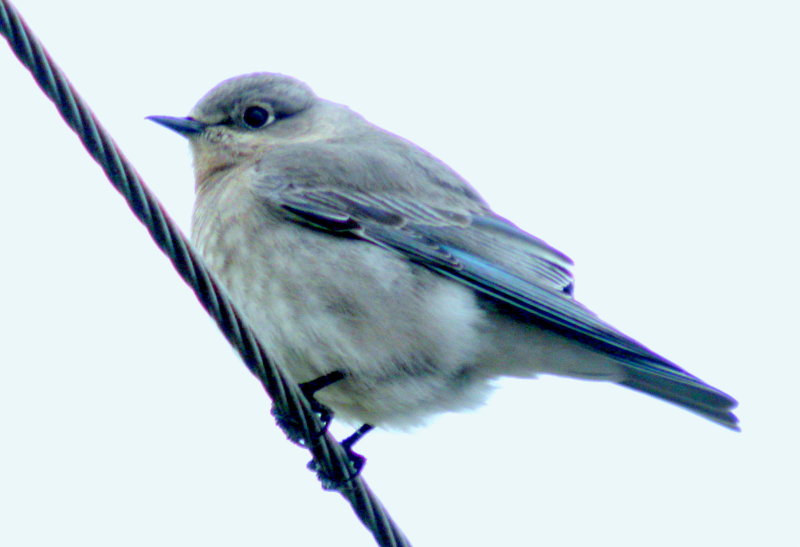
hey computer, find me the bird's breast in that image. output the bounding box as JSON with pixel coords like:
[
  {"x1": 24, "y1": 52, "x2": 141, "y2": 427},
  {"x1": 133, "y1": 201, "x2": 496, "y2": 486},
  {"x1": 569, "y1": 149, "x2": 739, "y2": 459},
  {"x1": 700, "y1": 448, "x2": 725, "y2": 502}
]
[{"x1": 190, "y1": 189, "x2": 496, "y2": 427}]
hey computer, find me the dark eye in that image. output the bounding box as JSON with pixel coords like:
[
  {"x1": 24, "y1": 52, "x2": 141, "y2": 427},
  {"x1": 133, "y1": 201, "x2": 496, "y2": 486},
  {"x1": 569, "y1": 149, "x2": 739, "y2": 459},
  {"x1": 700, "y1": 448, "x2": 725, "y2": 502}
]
[{"x1": 242, "y1": 105, "x2": 274, "y2": 128}]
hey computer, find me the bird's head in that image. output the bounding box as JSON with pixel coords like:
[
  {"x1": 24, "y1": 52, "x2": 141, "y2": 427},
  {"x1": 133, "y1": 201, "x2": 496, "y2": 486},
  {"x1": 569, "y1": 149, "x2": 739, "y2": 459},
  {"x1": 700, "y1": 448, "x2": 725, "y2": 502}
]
[{"x1": 149, "y1": 72, "x2": 358, "y2": 186}]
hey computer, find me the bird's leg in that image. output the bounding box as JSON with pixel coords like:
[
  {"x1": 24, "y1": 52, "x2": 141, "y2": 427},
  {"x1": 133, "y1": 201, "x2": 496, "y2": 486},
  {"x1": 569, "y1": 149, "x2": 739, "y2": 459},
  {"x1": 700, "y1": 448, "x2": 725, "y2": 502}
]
[
  {"x1": 340, "y1": 423, "x2": 375, "y2": 473},
  {"x1": 299, "y1": 370, "x2": 346, "y2": 429},
  {"x1": 309, "y1": 423, "x2": 375, "y2": 491},
  {"x1": 272, "y1": 370, "x2": 345, "y2": 445},
  {"x1": 300, "y1": 370, "x2": 346, "y2": 399}
]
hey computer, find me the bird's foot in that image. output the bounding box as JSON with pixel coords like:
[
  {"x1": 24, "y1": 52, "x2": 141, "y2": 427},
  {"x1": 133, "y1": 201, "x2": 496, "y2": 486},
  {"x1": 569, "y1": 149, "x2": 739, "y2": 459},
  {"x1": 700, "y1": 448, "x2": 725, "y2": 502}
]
[
  {"x1": 272, "y1": 370, "x2": 346, "y2": 446},
  {"x1": 308, "y1": 424, "x2": 375, "y2": 491},
  {"x1": 299, "y1": 370, "x2": 346, "y2": 428}
]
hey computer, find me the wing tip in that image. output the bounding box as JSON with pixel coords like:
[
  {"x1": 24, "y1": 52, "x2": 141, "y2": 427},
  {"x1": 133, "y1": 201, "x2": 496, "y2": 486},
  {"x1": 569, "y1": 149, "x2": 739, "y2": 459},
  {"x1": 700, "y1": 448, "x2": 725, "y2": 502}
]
[{"x1": 619, "y1": 372, "x2": 740, "y2": 431}]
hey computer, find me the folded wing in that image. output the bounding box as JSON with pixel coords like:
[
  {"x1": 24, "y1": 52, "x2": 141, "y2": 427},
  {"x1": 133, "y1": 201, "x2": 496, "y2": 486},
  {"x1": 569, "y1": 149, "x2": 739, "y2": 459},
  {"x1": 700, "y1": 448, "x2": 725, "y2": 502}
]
[{"x1": 275, "y1": 188, "x2": 739, "y2": 430}]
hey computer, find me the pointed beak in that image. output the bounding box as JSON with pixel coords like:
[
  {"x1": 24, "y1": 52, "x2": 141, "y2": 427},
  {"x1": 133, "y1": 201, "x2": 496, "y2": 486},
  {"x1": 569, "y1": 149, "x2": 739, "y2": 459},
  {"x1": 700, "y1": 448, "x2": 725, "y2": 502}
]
[{"x1": 147, "y1": 115, "x2": 208, "y2": 137}]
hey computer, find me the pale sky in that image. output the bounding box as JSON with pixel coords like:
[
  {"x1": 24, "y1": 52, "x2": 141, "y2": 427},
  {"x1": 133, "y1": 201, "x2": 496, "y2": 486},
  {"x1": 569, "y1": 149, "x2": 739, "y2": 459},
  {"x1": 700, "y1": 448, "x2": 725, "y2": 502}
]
[{"x1": 1, "y1": 1, "x2": 797, "y2": 546}]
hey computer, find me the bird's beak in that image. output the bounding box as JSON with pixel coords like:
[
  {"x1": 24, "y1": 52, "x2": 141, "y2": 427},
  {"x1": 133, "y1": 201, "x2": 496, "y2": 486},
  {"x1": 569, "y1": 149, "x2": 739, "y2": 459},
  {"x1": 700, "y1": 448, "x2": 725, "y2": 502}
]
[{"x1": 147, "y1": 115, "x2": 208, "y2": 137}]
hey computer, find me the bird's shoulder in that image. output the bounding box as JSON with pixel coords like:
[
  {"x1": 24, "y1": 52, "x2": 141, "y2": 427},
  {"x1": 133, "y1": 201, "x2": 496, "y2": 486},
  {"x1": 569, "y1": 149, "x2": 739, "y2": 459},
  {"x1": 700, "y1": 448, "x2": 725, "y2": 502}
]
[{"x1": 253, "y1": 127, "x2": 486, "y2": 210}]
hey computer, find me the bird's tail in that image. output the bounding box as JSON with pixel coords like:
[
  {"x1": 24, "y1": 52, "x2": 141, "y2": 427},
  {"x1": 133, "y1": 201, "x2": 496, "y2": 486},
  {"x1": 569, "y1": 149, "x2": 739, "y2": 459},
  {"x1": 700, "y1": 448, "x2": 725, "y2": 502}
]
[{"x1": 618, "y1": 360, "x2": 739, "y2": 430}]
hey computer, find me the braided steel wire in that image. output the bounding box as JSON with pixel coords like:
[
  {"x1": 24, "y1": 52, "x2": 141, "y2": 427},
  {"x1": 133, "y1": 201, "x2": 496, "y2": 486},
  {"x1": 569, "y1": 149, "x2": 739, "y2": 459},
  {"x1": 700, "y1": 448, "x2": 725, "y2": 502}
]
[{"x1": 0, "y1": 2, "x2": 411, "y2": 546}]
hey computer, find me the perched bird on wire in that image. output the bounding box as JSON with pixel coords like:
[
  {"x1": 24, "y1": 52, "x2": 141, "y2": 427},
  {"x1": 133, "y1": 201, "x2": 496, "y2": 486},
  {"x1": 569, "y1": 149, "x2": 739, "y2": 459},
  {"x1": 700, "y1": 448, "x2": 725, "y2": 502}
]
[{"x1": 149, "y1": 73, "x2": 738, "y2": 447}]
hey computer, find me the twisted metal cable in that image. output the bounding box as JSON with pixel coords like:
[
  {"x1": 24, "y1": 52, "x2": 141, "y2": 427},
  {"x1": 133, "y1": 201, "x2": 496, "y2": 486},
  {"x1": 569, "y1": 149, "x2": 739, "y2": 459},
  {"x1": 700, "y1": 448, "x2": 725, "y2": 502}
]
[{"x1": 0, "y1": 2, "x2": 411, "y2": 546}]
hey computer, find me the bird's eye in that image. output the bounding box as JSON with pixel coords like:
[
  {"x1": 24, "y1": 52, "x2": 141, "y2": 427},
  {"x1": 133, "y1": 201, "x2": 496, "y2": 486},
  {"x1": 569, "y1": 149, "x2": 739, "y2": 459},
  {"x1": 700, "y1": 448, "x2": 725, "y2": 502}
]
[{"x1": 242, "y1": 105, "x2": 274, "y2": 129}]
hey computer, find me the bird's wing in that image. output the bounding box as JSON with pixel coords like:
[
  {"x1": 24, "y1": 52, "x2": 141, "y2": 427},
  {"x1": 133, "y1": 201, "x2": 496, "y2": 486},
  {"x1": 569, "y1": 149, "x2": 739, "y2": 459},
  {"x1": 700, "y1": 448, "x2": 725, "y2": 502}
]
[
  {"x1": 273, "y1": 187, "x2": 739, "y2": 428},
  {"x1": 278, "y1": 188, "x2": 575, "y2": 293}
]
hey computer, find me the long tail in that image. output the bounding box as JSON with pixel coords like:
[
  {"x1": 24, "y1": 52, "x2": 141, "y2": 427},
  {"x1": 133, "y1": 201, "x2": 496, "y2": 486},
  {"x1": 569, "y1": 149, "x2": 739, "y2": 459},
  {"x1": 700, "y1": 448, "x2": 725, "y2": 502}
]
[{"x1": 618, "y1": 360, "x2": 739, "y2": 430}]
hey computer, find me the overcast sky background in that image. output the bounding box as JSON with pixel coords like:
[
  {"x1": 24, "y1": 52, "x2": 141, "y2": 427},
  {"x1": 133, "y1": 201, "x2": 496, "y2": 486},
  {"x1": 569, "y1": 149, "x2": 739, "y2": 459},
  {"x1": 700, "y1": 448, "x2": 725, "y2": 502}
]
[{"x1": 1, "y1": 1, "x2": 797, "y2": 546}]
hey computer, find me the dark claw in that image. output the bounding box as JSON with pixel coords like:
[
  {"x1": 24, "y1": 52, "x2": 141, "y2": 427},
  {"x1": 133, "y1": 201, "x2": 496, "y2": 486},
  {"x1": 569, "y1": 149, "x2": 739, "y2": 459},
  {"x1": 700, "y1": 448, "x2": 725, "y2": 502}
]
[
  {"x1": 300, "y1": 370, "x2": 346, "y2": 430},
  {"x1": 273, "y1": 370, "x2": 346, "y2": 446},
  {"x1": 302, "y1": 394, "x2": 334, "y2": 431},
  {"x1": 308, "y1": 424, "x2": 375, "y2": 491}
]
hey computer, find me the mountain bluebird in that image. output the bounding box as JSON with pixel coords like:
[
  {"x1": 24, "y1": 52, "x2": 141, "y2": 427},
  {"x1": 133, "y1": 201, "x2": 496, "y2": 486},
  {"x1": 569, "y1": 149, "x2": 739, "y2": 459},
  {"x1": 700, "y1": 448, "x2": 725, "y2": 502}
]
[{"x1": 149, "y1": 73, "x2": 738, "y2": 435}]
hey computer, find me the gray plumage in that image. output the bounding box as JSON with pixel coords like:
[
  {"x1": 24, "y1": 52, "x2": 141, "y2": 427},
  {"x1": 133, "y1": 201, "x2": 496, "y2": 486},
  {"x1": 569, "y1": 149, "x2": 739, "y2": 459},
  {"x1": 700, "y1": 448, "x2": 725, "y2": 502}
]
[{"x1": 149, "y1": 72, "x2": 738, "y2": 430}]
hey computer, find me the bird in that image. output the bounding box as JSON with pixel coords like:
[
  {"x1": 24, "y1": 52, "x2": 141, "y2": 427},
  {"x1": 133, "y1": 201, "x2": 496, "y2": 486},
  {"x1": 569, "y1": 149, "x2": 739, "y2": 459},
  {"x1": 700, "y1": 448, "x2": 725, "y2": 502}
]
[{"x1": 148, "y1": 72, "x2": 739, "y2": 441}]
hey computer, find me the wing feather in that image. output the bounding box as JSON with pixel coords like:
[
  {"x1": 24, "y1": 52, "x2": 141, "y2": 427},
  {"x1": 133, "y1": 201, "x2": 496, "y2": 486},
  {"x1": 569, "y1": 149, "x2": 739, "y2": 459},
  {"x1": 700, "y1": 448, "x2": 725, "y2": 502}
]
[{"x1": 273, "y1": 188, "x2": 738, "y2": 428}]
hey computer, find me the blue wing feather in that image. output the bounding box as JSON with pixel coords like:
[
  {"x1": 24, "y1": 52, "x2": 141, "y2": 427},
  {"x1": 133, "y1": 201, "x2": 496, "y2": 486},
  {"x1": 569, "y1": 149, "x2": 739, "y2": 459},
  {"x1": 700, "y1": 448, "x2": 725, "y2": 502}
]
[{"x1": 277, "y1": 190, "x2": 739, "y2": 429}]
